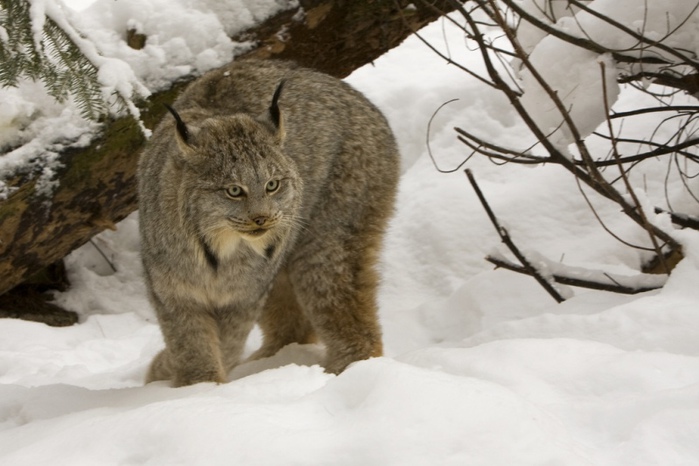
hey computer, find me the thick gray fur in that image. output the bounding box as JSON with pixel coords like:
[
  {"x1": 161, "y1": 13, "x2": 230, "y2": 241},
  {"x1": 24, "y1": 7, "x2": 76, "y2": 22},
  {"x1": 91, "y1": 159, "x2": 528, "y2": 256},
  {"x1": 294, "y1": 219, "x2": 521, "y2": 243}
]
[{"x1": 138, "y1": 59, "x2": 399, "y2": 387}]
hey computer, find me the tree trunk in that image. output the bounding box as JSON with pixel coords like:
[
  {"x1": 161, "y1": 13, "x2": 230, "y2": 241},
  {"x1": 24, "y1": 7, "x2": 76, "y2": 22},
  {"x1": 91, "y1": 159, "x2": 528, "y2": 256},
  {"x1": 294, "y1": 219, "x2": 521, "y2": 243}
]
[{"x1": 0, "y1": 0, "x2": 452, "y2": 300}]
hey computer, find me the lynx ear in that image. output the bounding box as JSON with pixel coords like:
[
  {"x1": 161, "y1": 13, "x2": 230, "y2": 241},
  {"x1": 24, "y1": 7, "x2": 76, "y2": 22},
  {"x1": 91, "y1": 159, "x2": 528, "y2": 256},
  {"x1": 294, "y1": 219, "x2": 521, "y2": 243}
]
[
  {"x1": 164, "y1": 104, "x2": 196, "y2": 153},
  {"x1": 269, "y1": 80, "x2": 286, "y2": 141}
]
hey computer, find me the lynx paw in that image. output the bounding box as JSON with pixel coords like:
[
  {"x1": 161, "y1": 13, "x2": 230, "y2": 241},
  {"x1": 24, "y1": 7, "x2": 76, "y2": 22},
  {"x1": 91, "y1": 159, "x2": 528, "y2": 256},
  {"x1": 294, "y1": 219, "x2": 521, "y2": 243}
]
[
  {"x1": 145, "y1": 350, "x2": 173, "y2": 384},
  {"x1": 145, "y1": 350, "x2": 226, "y2": 387},
  {"x1": 323, "y1": 342, "x2": 383, "y2": 374},
  {"x1": 173, "y1": 369, "x2": 226, "y2": 388}
]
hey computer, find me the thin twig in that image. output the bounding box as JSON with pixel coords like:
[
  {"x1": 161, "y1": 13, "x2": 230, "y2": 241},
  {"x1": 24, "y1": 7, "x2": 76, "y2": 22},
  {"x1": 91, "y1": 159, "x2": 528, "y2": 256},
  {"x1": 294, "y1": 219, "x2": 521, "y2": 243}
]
[
  {"x1": 600, "y1": 61, "x2": 671, "y2": 273},
  {"x1": 89, "y1": 239, "x2": 117, "y2": 273},
  {"x1": 588, "y1": 134, "x2": 699, "y2": 165},
  {"x1": 611, "y1": 106, "x2": 699, "y2": 119},
  {"x1": 572, "y1": 172, "x2": 655, "y2": 251},
  {"x1": 403, "y1": 1, "x2": 498, "y2": 88},
  {"x1": 466, "y1": 168, "x2": 565, "y2": 302},
  {"x1": 426, "y1": 99, "x2": 474, "y2": 173},
  {"x1": 454, "y1": 127, "x2": 550, "y2": 162}
]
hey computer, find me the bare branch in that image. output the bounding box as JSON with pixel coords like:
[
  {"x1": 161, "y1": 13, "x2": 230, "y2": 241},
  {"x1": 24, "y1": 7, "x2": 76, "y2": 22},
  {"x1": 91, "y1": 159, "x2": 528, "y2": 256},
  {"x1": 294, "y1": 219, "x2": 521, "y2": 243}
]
[
  {"x1": 419, "y1": 1, "x2": 694, "y2": 292},
  {"x1": 407, "y1": 1, "x2": 497, "y2": 88},
  {"x1": 572, "y1": 173, "x2": 656, "y2": 252},
  {"x1": 502, "y1": 0, "x2": 699, "y2": 95},
  {"x1": 585, "y1": 135, "x2": 699, "y2": 166},
  {"x1": 610, "y1": 106, "x2": 699, "y2": 119},
  {"x1": 503, "y1": 0, "x2": 676, "y2": 67},
  {"x1": 655, "y1": 207, "x2": 699, "y2": 230},
  {"x1": 600, "y1": 61, "x2": 670, "y2": 273},
  {"x1": 466, "y1": 168, "x2": 566, "y2": 303},
  {"x1": 618, "y1": 72, "x2": 699, "y2": 96},
  {"x1": 454, "y1": 127, "x2": 551, "y2": 163},
  {"x1": 568, "y1": 0, "x2": 699, "y2": 69},
  {"x1": 486, "y1": 255, "x2": 666, "y2": 294}
]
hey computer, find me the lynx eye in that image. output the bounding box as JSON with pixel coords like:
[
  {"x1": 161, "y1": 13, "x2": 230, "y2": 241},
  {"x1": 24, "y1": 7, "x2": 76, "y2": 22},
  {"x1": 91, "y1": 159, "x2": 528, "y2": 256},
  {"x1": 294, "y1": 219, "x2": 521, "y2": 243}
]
[
  {"x1": 266, "y1": 179, "x2": 280, "y2": 193},
  {"x1": 225, "y1": 185, "x2": 245, "y2": 199}
]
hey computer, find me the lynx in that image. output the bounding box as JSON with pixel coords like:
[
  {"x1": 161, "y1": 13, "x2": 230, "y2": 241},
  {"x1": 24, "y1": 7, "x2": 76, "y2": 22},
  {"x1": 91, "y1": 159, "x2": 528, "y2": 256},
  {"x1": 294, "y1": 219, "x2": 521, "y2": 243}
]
[{"x1": 138, "y1": 59, "x2": 399, "y2": 387}]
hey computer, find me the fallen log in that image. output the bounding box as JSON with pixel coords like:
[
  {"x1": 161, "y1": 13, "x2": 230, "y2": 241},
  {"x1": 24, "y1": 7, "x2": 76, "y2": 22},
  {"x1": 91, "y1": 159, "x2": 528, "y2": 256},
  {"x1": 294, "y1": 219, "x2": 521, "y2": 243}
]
[{"x1": 0, "y1": 0, "x2": 451, "y2": 302}]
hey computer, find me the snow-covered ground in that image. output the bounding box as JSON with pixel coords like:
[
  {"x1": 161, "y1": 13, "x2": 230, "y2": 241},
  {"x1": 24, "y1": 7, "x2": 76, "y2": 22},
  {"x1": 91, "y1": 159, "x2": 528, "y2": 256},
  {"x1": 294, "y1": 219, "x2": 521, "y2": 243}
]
[{"x1": 1, "y1": 3, "x2": 699, "y2": 465}]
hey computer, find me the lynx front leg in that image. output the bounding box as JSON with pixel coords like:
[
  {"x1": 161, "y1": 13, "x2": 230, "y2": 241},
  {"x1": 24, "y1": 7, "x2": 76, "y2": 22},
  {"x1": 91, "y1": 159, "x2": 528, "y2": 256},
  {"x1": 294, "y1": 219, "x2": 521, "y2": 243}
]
[
  {"x1": 146, "y1": 297, "x2": 226, "y2": 387},
  {"x1": 289, "y1": 236, "x2": 383, "y2": 374},
  {"x1": 248, "y1": 270, "x2": 317, "y2": 363},
  {"x1": 217, "y1": 308, "x2": 259, "y2": 374}
]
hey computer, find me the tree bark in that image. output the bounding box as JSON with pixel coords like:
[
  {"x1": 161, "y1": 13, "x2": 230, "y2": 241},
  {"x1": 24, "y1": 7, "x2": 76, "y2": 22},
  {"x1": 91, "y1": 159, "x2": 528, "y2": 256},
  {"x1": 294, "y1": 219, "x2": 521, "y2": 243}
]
[{"x1": 0, "y1": 0, "x2": 451, "y2": 297}]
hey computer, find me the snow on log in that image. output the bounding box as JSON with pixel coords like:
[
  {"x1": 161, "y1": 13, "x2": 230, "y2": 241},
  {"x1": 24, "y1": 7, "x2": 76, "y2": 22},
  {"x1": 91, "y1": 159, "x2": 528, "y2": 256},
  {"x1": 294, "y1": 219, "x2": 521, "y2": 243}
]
[{"x1": 0, "y1": 0, "x2": 452, "y2": 297}]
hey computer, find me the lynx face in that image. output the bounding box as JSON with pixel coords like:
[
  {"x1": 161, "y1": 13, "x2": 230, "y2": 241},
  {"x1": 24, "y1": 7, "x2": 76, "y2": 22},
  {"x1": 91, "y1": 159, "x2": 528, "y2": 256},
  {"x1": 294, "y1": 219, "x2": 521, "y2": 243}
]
[{"x1": 176, "y1": 115, "x2": 302, "y2": 260}]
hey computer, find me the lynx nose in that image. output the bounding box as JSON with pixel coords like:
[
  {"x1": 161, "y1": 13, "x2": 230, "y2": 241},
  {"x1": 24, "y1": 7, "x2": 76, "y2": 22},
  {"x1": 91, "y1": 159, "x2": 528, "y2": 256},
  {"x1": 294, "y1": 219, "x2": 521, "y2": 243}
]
[{"x1": 253, "y1": 216, "x2": 268, "y2": 226}]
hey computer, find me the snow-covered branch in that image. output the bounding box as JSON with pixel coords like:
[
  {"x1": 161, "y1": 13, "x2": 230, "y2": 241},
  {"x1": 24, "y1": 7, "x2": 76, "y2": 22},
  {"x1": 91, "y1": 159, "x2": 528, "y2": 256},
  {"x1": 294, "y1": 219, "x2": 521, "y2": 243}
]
[
  {"x1": 486, "y1": 254, "x2": 667, "y2": 295},
  {"x1": 416, "y1": 0, "x2": 699, "y2": 297}
]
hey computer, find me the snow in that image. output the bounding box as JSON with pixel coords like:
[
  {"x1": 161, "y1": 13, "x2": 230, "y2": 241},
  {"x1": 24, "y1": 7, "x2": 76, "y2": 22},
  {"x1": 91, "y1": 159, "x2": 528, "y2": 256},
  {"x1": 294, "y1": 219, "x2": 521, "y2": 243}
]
[
  {"x1": 67, "y1": 0, "x2": 291, "y2": 91},
  {"x1": 1, "y1": 1, "x2": 699, "y2": 465}
]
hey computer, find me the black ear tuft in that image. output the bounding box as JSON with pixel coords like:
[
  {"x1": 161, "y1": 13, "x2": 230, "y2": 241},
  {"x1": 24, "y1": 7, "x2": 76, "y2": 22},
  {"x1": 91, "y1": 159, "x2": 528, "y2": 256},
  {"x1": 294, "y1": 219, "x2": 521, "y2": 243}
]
[
  {"x1": 164, "y1": 104, "x2": 190, "y2": 145},
  {"x1": 269, "y1": 80, "x2": 286, "y2": 130}
]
